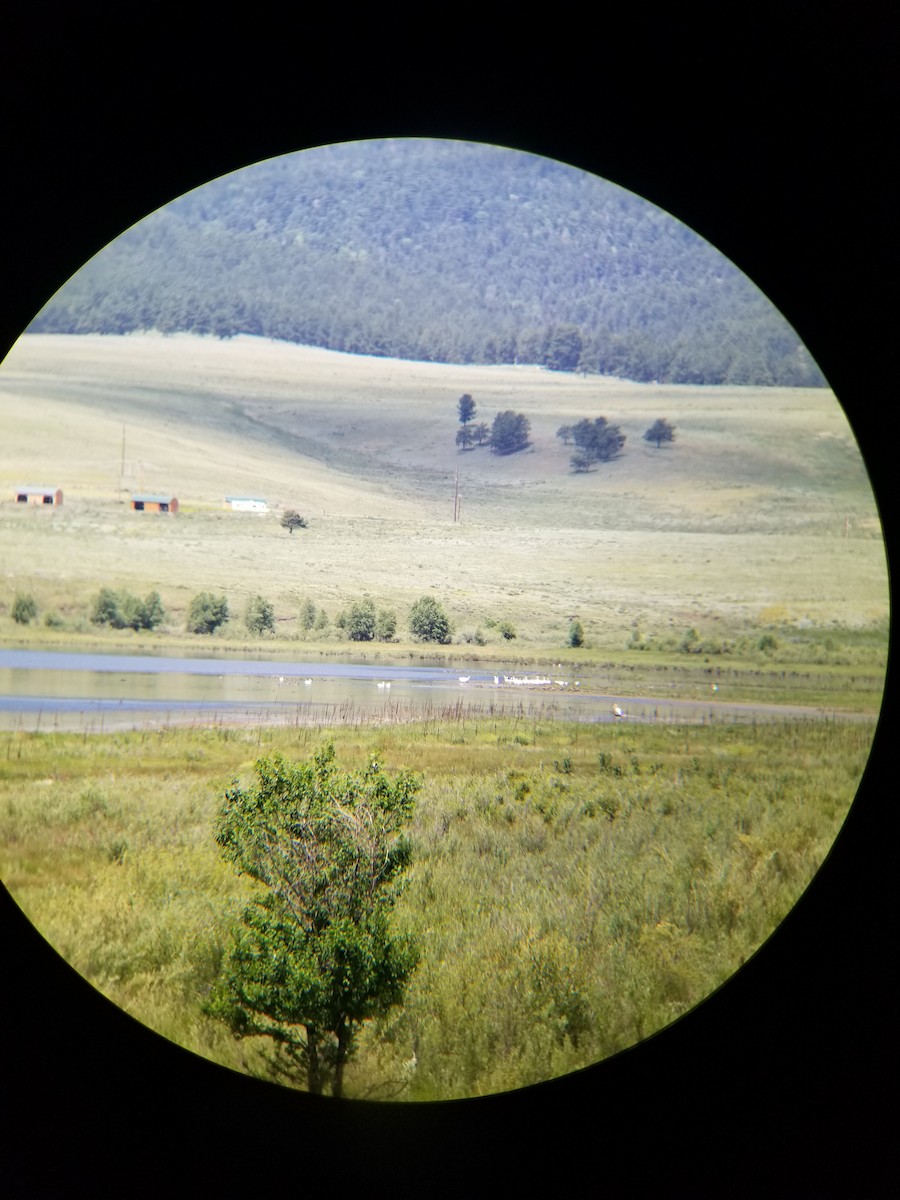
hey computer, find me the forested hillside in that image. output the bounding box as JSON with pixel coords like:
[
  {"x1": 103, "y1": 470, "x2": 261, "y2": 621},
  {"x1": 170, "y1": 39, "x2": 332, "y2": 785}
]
[{"x1": 28, "y1": 139, "x2": 824, "y2": 386}]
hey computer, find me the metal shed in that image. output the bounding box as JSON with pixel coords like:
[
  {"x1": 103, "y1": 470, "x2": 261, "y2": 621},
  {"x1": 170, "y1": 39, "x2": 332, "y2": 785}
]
[{"x1": 224, "y1": 497, "x2": 269, "y2": 512}]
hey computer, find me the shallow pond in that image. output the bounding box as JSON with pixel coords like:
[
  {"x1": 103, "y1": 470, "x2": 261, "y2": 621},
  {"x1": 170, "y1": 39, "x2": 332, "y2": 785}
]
[{"x1": 0, "y1": 648, "x2": 834, "y2": 731}]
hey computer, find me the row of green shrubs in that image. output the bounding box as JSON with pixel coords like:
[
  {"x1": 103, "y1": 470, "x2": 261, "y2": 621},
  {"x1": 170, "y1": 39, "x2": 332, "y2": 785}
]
[
  {"x1": 9, "y1": 588, "x2": 580, "y2": 648},
  {"x1": 9, "y1": 588, "x2": 479, "y2": 645},
  {"x1": 625, "y1": 623, "x2": 891, "y2": 667},
  {"x1": 626, "y1": 626, "x2": 839, "y2": 660}
]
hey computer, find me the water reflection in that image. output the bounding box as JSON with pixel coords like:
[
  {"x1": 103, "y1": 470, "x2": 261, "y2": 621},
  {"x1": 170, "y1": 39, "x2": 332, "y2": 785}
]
[{"x1": 0, "y1": 649, "x2": 839, "y2": 732}]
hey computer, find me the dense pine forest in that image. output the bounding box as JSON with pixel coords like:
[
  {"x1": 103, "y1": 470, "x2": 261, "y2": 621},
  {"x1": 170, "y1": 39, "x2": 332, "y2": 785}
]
[{"x1": 28, "y1": 139, "x2": 825, "y2": 387}]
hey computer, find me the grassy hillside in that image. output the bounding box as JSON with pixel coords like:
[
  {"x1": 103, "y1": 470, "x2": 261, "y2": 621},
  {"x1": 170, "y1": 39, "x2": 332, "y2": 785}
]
[{"x1": 0, "y1": 333, "x2": 888, "y2": 662}]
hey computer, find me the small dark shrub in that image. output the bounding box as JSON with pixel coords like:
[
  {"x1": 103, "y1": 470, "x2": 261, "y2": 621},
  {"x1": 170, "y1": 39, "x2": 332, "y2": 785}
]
[
  {"x1": 11, "y1": 592, "x2": 38, "y2": 625},
  {"x1": 680, "y1": 627, "x2": 700, "y2": 653}
]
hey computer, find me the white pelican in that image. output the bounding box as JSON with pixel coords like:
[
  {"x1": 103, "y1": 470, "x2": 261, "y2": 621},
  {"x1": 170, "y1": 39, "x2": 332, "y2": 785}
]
[
  {"x1": 459, "y1": 675, "x2": 470, "y2": 684},
  {"x1": 613, "y1": 704, "x2": 625, "y2": 719}
]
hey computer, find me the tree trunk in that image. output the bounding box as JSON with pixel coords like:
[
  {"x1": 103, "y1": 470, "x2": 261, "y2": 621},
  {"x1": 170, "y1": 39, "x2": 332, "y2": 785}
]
[
  {"x1": 332, "y1": 1021, "x2": 350, "y2": 1099},
  {"x1": 306, "y1": 1026, "x2": 323, "y2": 1095}
]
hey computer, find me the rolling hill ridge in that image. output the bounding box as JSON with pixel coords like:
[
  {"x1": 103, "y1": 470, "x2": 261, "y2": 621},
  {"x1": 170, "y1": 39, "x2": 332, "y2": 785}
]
[{"x1": 28, "y1": 140, "x2": 825, "y2": 388}]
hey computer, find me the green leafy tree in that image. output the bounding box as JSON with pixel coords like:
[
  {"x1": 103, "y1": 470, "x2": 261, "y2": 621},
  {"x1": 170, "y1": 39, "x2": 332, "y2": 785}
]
[
  {"x1": 408, "y1": 596, "x2": 452, "y2": 643},
  {"x1": 457, "y1": 393, "x2": 476, "y2": 424},
  {"x1": 245, "y1": 595, "x2": 275, "y2": 635},
  {"x1": 338, "y1": 598, "x2": 377, "y2": 641},
  {"x1": 556, "y1": 424, "x2": 574, "y2": 445},
  {"x1": 120, "y1": 590, "x2": 165, "y2": 631},
  {"x1": 375, "y1": 608, "x2": 397, "y2": 642},
  {"x1": 91, "y1": 587, "x2": 122, "y2": 627},
  {"x1": 313, "y1": 608, "x2": 330, "y2": 632},
  {"x1": 281, "y1": 510, "x2": 308, "y2": 535},
  {"x1": 571, "y1": 417, "x2": 625, "y2": 465},
  {"x1": 11, "y1": 592, "x2": 38, "y2": 625},
  {"x1": 186, "y1": 592, "x2": 229, "y2": 634},
  {"x1": 568, "y1": 619, "x2": 584, "y2": 648},
  {"x1": 299, "y1": 597, "x2": 317, "y2": 632},
  {"x1": 472, "y1": 421, "x2": 490, "y2": 446},
  {"x1": 204, "y1": 744, "x2": 420, "y2": 1098},
  {"x1": 570, "y1": 452, "x2": 594, "y2": 473},
  {"x1": 139, "y1": 591, "x2": 166, "y2": 630},
  {"x1": 116, "y1": 593, "x2": 142, "y2": 631},
  {"x1": 90, "y1": 587, "x2": 164, "y2": 631},
  {"x1": 490, "y1": 410, "x2": 531, "y2": 456},
  {"x1": 643, "y1": 418, "x2": 676, "y2": 448},
  {"x1": 455, "y1": 426, "x2": 475, "y2": 452},
  {"x1": 498, "y1": 620, "x2": 517, "y2": 641}
]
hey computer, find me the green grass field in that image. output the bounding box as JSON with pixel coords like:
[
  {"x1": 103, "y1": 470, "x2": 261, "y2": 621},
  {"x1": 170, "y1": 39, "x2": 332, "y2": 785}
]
[
  {"x1": 0, "y1": 714, "x2": 873, "y2": 1100},
  {"x1": 0, "y1": 334, "x2": 889, "y2": 707}
]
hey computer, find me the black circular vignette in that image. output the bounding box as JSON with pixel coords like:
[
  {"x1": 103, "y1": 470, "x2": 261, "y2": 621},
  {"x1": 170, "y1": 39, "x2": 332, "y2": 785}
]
[{"x1": 1, "y1": 8, "x2": 895, "y2": 1197}]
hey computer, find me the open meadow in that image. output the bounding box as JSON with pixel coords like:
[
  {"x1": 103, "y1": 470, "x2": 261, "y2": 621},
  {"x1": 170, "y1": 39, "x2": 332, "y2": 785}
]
[
  {"x1": 0, "y1": 332, "x2": 890, "y2": 1099},
  {"x1": 0, "y1": 333, "x2": 889, "y2": 687},
  {"x1": 0, "y1": 713, "x2": 875, "y2": 1100}
]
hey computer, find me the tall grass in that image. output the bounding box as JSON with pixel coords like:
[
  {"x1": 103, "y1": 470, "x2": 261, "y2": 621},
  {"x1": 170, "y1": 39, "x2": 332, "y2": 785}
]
[{"x1": 0, "y1": 715, "x2": 874, "y2": 1099}]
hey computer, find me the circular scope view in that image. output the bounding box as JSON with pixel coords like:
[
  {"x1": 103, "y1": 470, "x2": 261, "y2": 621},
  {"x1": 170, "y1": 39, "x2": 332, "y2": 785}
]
[{"x1": 0, "y1": 138, "x2": 888, "y2": 1101}]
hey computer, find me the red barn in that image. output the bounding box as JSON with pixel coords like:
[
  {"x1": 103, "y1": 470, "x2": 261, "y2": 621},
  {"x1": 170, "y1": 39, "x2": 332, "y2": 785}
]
[
  {"x1": 15, "y1": 486, "x2": 63, "y2": 506},
  {"x1": 130, "y1": 493, "x2": 178, "y2": 514}
]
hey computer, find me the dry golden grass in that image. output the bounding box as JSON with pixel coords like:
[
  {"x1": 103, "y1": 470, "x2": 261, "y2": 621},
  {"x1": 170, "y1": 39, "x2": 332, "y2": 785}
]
[{"x1": 0, "y1": 333, "x2": 888, "y2": 644}]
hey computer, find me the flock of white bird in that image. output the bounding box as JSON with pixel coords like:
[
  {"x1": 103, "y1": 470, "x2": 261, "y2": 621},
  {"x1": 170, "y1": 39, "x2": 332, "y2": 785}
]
[{"x1": 274, "y1": 669, "x2": 721, "y2": 722}]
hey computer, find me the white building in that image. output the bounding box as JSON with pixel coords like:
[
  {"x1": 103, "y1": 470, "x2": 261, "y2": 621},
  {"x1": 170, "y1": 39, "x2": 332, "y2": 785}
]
[{"x1": 224, "y1": 497, "x2": 269, "y2": 513}]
